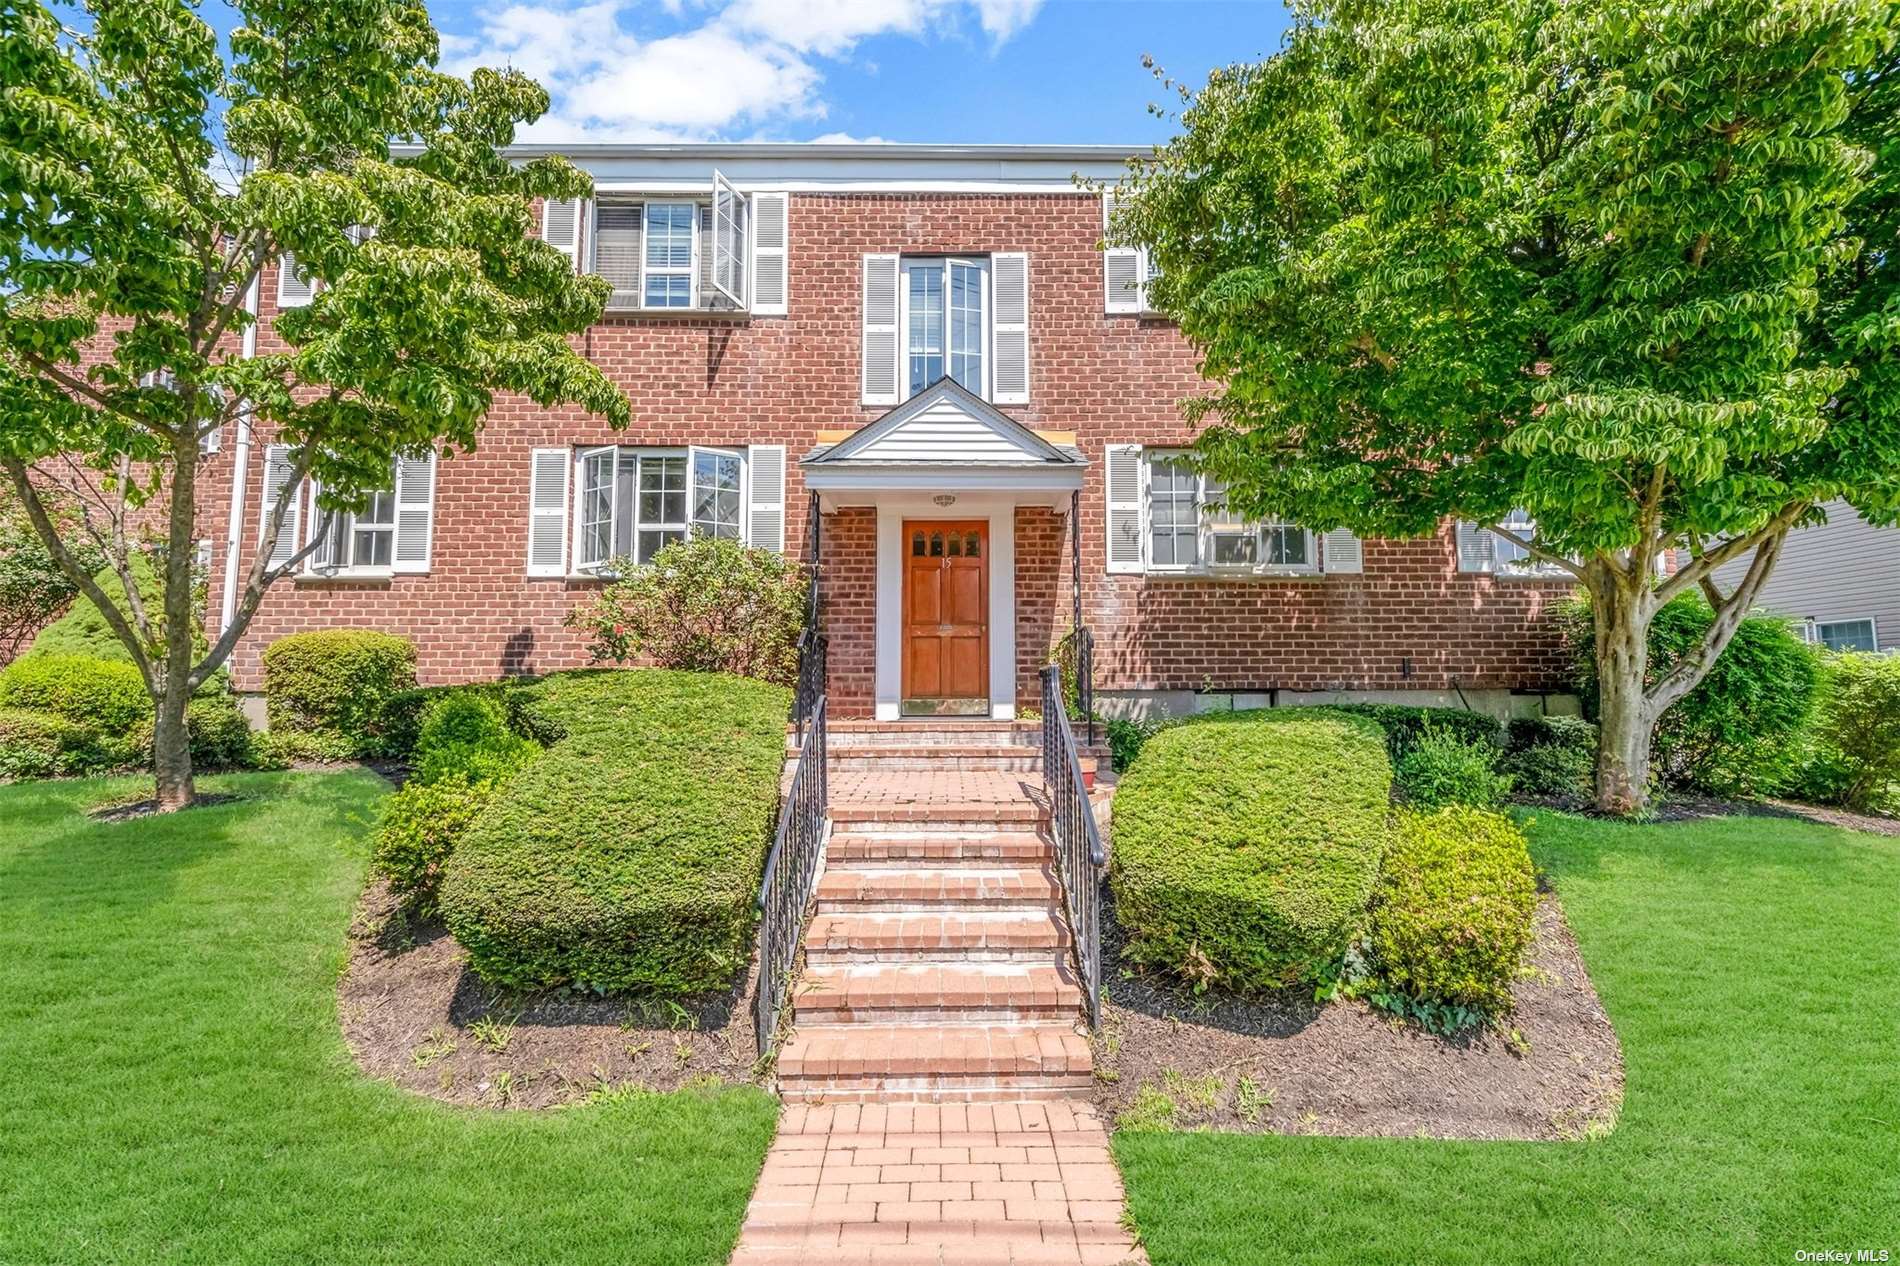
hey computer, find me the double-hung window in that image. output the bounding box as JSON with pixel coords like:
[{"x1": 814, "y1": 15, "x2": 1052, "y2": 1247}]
[
  {"x1": 903, "y1": 257, "x2": 988, "y2": 398},
  {"x1": 643, "y1": 202, "x2": 697, "y2": 308},
  {"x1": 1144, "y1": 455, "x2": 1313, "y2": 574},
  {"x1": 574, "y1": 446, "x2": 745, "y2": 572},
  {"x1": 1148, "y1": 455, "x2": 1201, "y2": 568},
  {"x1": 314, "y1": 487, "x2": 396, "y2": 571}
]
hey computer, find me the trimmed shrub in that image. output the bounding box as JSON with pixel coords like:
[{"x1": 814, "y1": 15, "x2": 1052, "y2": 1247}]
[
  {"x1": 1560, "y1": 594, "x2": 1823, "y2": 795},
  {"x1": 0, "y1": 654, "x2": 149, "y2": 732},
  {"x1": 1803, "y1": 653, "x2": 1900, "y2": 812},
  {"x1": 412, "y1": 692, "x2": 540, "y2": 786},
  {"x1": 181, "y1": 692, "x2": 256, "y2": 769},
  {"x1": 261, "y1": 630, "x2": 416, "y2": 756},
  {"x1": 22, "y1": 551, "x2": 205, "y2": 663},
  {"x1": 2, "y1": 499, "x2": 105, "y2": 663},
  {"x1": 1396, "y1": 726, "x2": 1513, "y2": 809},
  {"x1": 0, "y1": 707, "x2": 120, "y2": 779},
  {"x1": 1105, "y1": 713, "x2": 1164, "y2": 773},
  {"x1": 1110, "y1": 709, "x2": 1393, "y2": 991},
  {"x1": 379, "y1": 681, "x2": 561, "y2": 761},
  {"x1": 439, "y1": 669, "x2": 792, "y2": 996},
  {"x1": 1371, "y1": 806, "x2": 1537, "y2": 1016},
  {"x1": 1321, "y1": 703, "x2": 1505, "y2": 765},
  {"x1": 1503, "y1": 715, "x2": 1597, "y2": 796},
  {"x1": 372, "y1": 775, "x2": 499, "y2": 914},
  {"x1": 565, "y1": 537, "x2": 808, "y2": 686}
]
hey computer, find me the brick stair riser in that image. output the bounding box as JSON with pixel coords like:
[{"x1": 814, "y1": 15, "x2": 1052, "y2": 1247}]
[
  {"x1": 794, "y1": 1001, "x2": 1080, "y2": 1024},
  {"x1": 827, "y1": 752, "x2": 1052, "y2": 774},
  {"x1": 815, "y1": 894, "x2": 1061, "y2": 914},
  {"x1": 776, "y1": 1073, "x2": 1094, "y2": 1104},
  {"x1": 826, "y1": 810, "x2": 1048, "y2": 835},
  {"x1": 803, "y1": 943, "x2": 1065, "y2": 965},
  {"x1": 825, "y1": 839, "x2": 1053, "y2": 865}
]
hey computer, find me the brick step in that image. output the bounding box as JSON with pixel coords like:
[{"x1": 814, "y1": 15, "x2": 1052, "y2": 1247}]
[
  {"x1": 815, "y1": 866, "x2": 1060, "y2": 913},
  {"x1": 827, "y1": 802, "x2": 1048, "y2": 834},
  {"x1": 776, "y1": 1021, "x2": 1093, "y2": 1103},
  {"x1": 824, "y1": 746, "x2": 1098, "y2": 776},
  {"x1": 826, "y1": 831, "x2": 1052, "y2": 865},
  {"x1": 804, "y1": 910, "x2": 1071, "y2": 963},
  {"x1": 794, "y1": 962, "x2": 1084, "y2": 1023}
]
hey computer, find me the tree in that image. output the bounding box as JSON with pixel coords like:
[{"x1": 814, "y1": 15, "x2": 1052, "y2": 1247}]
[
  {"x1": 0, "y1": 0, "x2": 629, "y2": 810},
  {"x1": 1117, "y1": 0, "x2": 1900, "y2": 813}
]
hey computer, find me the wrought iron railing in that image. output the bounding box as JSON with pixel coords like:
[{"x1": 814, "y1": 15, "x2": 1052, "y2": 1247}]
[
  {"x1": 792, "y1": 626, "x2": 827, "y2": 745},
  {"x1": 1040, "y1": 664, "x2": 1106, "y2": 1028},
  {"x1": 754, "y1": 694, "x2": 827, "y2": 1056}
]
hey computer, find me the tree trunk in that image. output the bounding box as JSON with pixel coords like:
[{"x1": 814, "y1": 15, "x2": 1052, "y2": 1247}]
[
  {"x1": 152, "y1": 685, "x2": 195, "y2": 811},
  {"x1": 153, "y1": 421, "x2": 201, "y2": 811},
  {"x1": 1591, "y1": 570, "x2": 1655, "y2": 815}
]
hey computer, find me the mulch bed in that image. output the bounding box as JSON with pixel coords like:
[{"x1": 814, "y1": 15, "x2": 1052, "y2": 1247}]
[
  {"x1": 1089, "y1": 890, "x2": 1625, "y2": 1141},
  {"x1": 338, "y1": 879, "x2": 763, "y2": 1109}
]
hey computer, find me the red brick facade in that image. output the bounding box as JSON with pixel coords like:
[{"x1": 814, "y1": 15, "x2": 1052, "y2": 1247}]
[{"x1": 184, "y1": 169, "x2": 1569, "y2": 712}]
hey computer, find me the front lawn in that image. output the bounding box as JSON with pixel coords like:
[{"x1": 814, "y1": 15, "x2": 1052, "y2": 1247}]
[
  {"x1": 0, "y1": 772, "x2": 778, "y2": 1266},
  {"x1": 1116, "y1": 812, "x2": 1900, "y2": 1264}
]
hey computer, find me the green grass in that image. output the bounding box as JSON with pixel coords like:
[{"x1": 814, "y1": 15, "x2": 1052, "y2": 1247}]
[
  {"x1": 0, "y1": 772, "x2": 778, "y2": 1266},
  {"x1": 1115, "y1": 812, "x2": 1900, "y2": 1264}
]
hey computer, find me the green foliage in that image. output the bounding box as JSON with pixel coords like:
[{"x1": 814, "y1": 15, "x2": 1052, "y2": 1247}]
[
  {"x1": 1, "y1": 496, "x2": 104, "y2": 662},
  {"x1": 261, "y1": 630, "x2": 416, "y2": 756},
  {"x1": 1322, "y1": 704, "x2": 1504, "y2": 765},
  {"x1": 1105, "y1": 713, "x2": 1166, "y2": 773},
  {"x1": 438, "y1": 669, "x2": 792, "y2": 996},
  {"x1": 1395, "y1": 726, "x2": 1513, "y2": 809},
  {"x1": 22, "y1": 552, "x2": 199, "y2": 664},
  {"x1": 1562, "y1": 595, "x2": 1824, "y2": 794},
  {"x1": 1804, "y1": 653, "x2": 1900, "y2": 812},
  {"x1": 1370, "y1": 806, "x2": 1537, "y2": 1017},
  {"x1": 379, "y1": 681, "x2": 562, "y2": 761},
  {"x1": 0, "y1": 706, "x2": 118, "y2": 779},
  {"x1": 1502, "y1": 715, "x2": 1598, "y2": 797},
  {"x1": 1109, "y1": 709, "x2": 1393, "y2": 991},
  {"x1": 178, "y1": 691, "x2": 256, "y2": 770},
  {"x1": 1123, "y1": 0, "x2": 1900, "y2": 813},
  {"x1": 372, "y1": 775, "x2": 500, "y2": 915},
  {"x1": 411, "y1": 692, "x2": 540, "y2": 787},
  {"x1": 566, "y1": 538, "x2": 808, "y2": 686},
  {"x1": 0, "y1": 653, "x2": 149, "y2": 731}
]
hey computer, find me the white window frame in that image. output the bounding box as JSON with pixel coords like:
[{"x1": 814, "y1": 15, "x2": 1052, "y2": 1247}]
[
  {"x1": 641, "y1": 201, "x2": 699, "y2": 310},
  {"x1": 572, "y1": 445, "x2": 751, "y2": 575},
  {"x1": 1141, "y1": 450, "x2": 1317, "y2": 577},
  {"x1": 899, "y1": 255, "x2": 991, "y2": 402},
  {"x1": 1811, "y1": 617, "x2": 1878, "y2": 653},
  {"x1": 1494, "y1": 511, "x2": 1571, "y2": 578},
  {"x1": 304, "y1": 461, "x2": 400, "y2": 578},
  {"x1": 689, "y1": 445, "x2": 747, "y2": 543}
]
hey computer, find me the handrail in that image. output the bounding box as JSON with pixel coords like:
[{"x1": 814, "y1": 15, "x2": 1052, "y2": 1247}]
[
  {"x1": 1040, "y1": 664, "x2": 1105, "y2": 1028},
  {"x1": 754, "y1": 694, "x2": 827, "y2": 1056}
]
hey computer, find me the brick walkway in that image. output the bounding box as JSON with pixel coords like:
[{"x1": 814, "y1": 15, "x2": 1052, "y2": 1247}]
[{"x1": 731, "y1": 1100, "x2": 1146, "y2": 1265}]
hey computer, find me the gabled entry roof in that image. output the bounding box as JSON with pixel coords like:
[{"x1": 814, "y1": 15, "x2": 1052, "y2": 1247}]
[{"x1": 804, "y1": 379, "x2": 1085, "y2": 468}]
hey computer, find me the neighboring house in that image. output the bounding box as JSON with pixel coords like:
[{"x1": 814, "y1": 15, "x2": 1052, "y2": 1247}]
[
  {"x1": 1714, "y1": 499, "x2": 1900, "y2": 653},
  {"x1": 196, "y1": 143, "x2": 1577, "y2": 720}
]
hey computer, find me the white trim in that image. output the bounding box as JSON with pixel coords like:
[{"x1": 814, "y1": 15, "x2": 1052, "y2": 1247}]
[
  {"x1": 872, "y1": 494, "x2": 1018, "y2": 722},
  {"x1": 218, "y1": 272, "x2": 260, "y2": 634},
  {"x1": 803, "y1": 464, "x2": 1083, "y2": 494}
]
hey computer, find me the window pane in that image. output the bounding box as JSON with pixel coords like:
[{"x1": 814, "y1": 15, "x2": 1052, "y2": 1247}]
[
  {"x1": 692, "y1": 451, "x2": 743, "y2": 540},
  {"x1": 360, "y1": 489, "x2": 396, "y2": 526},
  {"x1": 645, "y1": 203, "x2": 694, "y2": 269},
  {"x1": 644, "y1": 273, "x2": 691, "y2": 307},
  {"x1": 354, "y1": 526, "x2": 392, "y2": 568},
  {"x1": 1266, "y1": 525, "x2": 1308, "y2": 567},
  {"x1": 639, "y1": 454, "x2": 686, "y2": 527},
  {"x1": 949, "y1": 260, "x2": 984, "y2": 395},
  {"x1": 637, "y1": 527, "x2": 684, "y2": 564},
  {"x1": 1212, "y1": 531, "x2": 1258, "y2": 565},
  {"x1": 614, "y1": 450, "x2": 637, "y2": 560},
  {"x1": 580, "y1": 450, "x2": 615, "y2": 565},
  {"x1": 907, "y1": 262, "x2": 945, "y2": 396},
  {"x1": 1147, "y1": 457, "x2": 1198, "y2": 567},
  {"x1": 1818, "y1": 620, "x2": 1877, "y2": 652}
]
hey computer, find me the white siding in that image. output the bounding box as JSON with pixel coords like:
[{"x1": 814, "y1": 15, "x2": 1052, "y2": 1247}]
[
  {"x1": 1712, "y1": 499, "x2": 1900, "y2": 651},
  {"x1": 848, "y1": 396, "x2": 1047, "y2": 464}
]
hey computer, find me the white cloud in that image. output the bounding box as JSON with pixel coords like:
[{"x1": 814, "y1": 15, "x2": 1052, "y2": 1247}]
[
  {"x1": 442, "y1": 0, "x2": 1047, "y2": 140},
  {"x1": 806, "y1": 131, "x2": 895, "y2": 144}
]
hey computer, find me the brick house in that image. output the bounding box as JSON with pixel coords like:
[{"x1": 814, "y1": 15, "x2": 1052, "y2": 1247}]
[{"x1": 198, "y1": 142, "x2": 1576, "y2": 721}]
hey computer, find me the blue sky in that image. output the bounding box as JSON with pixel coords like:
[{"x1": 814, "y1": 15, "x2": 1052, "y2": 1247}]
[{"x1": 417, "y1": 0, "x2": 1295, "y2": 144}]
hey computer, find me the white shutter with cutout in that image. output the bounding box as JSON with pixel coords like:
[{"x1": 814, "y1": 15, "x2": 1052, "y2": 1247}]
[
  {"x1": 527, "y1": 448, "x2": 570, "y2": 576},
  {"x1": 1455, "y1": 520, "x2": 1498, "y2": 573},
  {"x1": 392, "y1": 452, "x2": 436, "y2": 573},
  {"x1": 260, "y1": 444, "x2": 303, "y2": 568},
  {"x1": 992, "y1": 252, "x2": 1029, "y2": 405},
  {"x1": 541, "y1": 198, "x2": 583, "y2": 271},
  {"x1": 276, "y1": 254, "x2": 315, "y2": 308},
  {"x1": 1105, "y1": 444, "x2": 1144, "y2": 573},
  {"x1": 861, "y1": 253, "x2": 901, "y2": 405},
  {"x1": 749, "y1": 191, "x2": 788, "y2": 315},
  {"x1": 1322, "y1": 528, "x2": 1363, "y2": 574},
  {"x1": 746, "y1": 444, "x2": 787, "y2": 553},
  {"x1": 1103, "y1": 196, "x2": 1144, "y2": 314}
]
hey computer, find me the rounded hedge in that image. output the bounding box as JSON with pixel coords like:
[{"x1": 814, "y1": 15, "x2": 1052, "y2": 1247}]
[
  {"x1": 0, "y1": 653, "x2": 149, "y2": 732},
  {"x1": 1109, "y1": 708, "x2": 1393, "y2": 991},
  {"x1": 373, "y1": 775, "x2": 499, "y2": 914},
  {"x1": 438, "y1": 669, "x2": 791, "y2": 996},
  {"x1": 1371, "y1": 806, "x2": 1537, "y2": 1014},
  {"x1": 0, "y1": 707, "x2": 115, "y2": 779},
  {"x1": 261, "y1": 629, "x2": 416, "y2": 755}
]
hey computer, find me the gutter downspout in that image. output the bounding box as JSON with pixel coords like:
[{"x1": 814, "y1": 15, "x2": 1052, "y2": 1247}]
[{"x1": 217, "y1": 273, "x2": 259, "y2": 634}]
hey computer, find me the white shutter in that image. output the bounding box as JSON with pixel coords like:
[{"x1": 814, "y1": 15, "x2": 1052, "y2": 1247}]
[
  {"x1": 260, "y1": 444, "x2": 302, "y2": 568},
  {"x1": 392, "y1": 452, "x2": 435, "y2": 573},
  {"x1": 861, "y1": 253, "x2": 901, "y2": 405},
  {"x1": 527, "y1": 448, "x2": 570, "y2": 576},
  {"x1": 541, "y1": 198, "x2": 583, "y2": 270},
  {"x1": 1455, "y1": 520, "x2": 1498, "y2": 573},
  {"x1": 1105, "y1": 444, "x2": 1144, "y2": 573},
  {"x1": 749, "y1": 191, "x2": 788, "y2": 315},
  {"x1": 1321, "y1": 528, "x2": 1363, "y2": 574},
  {"x1": 1103, "y1": 196, "x2": 1144, "y2": 314},
  {"x1": 746, "y1": 444, "x2": 787, "y2": 553},
  {"x1": 992, "y1": 252, "x2": 1029, "y2": 405},
  {"x1": 276, "y1": 254, "x2": 315, "y2": 308}
]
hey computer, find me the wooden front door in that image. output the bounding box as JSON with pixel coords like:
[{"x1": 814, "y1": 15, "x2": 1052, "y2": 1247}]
[{"x1": 902, "y1": 520, "x2": 989, "y2": 716}]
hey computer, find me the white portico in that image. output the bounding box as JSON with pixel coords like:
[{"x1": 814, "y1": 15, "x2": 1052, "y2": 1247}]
[{"x1": 801, "y1": 380, "x2": 1086, "y2": 721}]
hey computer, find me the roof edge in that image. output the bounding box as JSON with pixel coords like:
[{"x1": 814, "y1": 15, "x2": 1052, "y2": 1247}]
[{"x1": 488, "y1": 142, "x2": 1149, "y2": 162}]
